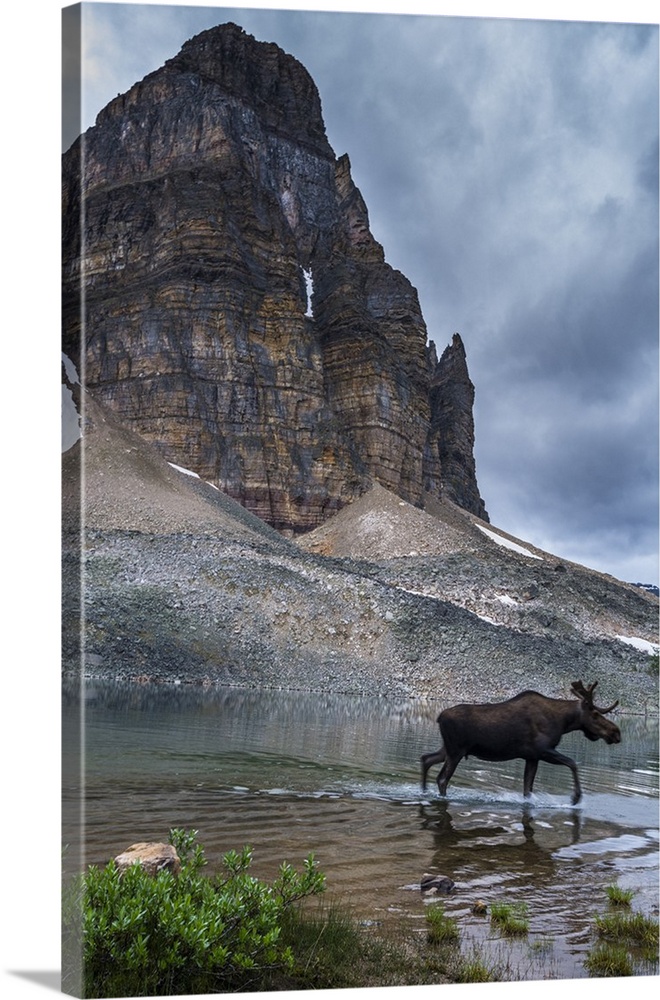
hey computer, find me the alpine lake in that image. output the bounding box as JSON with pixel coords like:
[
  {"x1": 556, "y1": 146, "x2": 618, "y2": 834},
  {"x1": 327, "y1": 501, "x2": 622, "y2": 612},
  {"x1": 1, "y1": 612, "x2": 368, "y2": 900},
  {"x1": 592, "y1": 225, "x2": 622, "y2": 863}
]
[{"x1": 63, "y1": 680, "x2": 659, "y2": 983}]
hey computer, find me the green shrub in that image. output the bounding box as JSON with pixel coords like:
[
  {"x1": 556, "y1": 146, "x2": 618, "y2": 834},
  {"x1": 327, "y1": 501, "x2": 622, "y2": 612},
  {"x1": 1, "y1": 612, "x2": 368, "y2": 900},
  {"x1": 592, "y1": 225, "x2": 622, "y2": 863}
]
[{"x1": 66, "y1": 828, "x2": 325, "y2": 997}]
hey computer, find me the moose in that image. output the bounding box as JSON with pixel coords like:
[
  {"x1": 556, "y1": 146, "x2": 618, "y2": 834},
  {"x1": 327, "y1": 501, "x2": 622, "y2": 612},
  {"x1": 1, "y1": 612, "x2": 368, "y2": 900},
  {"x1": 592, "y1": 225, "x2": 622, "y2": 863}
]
[{"x1": 420, "y1": 680, "x2": 621, "y2": 805}]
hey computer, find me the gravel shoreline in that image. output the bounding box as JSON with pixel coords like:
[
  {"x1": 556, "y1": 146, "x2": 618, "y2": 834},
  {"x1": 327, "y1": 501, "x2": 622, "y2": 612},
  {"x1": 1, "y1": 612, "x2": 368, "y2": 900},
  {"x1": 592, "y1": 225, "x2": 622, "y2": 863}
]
[{"x1": 64, "y1": 524, "x2": 657, "y2": 712}]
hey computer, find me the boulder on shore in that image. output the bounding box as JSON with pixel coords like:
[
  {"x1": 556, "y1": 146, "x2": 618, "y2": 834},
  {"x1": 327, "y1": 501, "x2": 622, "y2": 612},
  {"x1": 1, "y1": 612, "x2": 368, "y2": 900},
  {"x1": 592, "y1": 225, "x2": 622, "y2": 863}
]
[{"x1": 114, "y1": 842, "x2": 181, "y2": 877}]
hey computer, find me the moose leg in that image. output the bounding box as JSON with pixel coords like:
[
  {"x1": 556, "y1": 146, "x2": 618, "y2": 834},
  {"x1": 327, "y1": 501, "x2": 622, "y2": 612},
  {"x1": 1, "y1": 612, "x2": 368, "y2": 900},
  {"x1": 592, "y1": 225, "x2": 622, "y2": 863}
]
[
  {"x1": 539, "y1": 749, "x2": 582, "y2": 805},
  {"x1": 420, "y1": 748, "x2": 446, "y2": 790},
  {"x1": 523, "y1": 759, "x2": 538, "y2": 798},
  {"x1": 436, "y1": 754, "x2": 461, "y2": 797}
]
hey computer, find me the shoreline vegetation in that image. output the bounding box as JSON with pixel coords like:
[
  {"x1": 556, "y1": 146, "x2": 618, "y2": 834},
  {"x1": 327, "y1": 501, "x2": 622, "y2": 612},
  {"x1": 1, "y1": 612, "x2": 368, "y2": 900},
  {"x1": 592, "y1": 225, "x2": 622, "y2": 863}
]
[{"x1": 63, "y1": 829, "x2": 658, "y2": 995}]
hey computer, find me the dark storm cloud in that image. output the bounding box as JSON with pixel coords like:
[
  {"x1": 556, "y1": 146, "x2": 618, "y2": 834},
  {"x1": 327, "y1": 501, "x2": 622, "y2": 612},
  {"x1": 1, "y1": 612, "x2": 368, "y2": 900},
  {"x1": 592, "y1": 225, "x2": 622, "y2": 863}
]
[{"x1": 74, "y1": 2, "x2": 658, "y2": 584}]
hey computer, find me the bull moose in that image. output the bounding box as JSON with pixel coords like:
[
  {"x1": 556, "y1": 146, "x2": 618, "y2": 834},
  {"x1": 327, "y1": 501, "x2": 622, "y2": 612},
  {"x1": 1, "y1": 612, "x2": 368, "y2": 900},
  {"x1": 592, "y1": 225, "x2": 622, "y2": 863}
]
[{"x1": 420, "y1": 680, "x2": 621, "y2": 804}]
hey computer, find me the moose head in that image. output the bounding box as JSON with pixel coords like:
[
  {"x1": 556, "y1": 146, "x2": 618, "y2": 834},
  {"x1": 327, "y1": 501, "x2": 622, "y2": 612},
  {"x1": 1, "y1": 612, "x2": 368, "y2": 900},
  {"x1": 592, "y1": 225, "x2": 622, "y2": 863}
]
[{"x1": 571, "y1": 680, "x2": 621, "y2": 744}]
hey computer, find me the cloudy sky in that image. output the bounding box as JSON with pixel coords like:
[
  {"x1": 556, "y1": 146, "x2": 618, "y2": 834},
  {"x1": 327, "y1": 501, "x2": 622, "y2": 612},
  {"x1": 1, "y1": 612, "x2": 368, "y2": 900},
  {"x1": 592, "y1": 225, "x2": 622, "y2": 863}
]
[{"x1": 62, "y1": 0, "x2": 658, "y2": 585}]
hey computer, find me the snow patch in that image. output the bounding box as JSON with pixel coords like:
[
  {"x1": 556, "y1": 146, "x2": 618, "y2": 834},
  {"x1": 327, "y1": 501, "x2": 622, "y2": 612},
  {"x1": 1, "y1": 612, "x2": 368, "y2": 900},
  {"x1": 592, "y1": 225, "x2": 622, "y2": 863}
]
[
  {"x1": 62, "y1": 353, "x2": 82, "y2": 452},
  {"x1": 476, "y1": 524, "x2": 542, "y2": 560},
  {"x1": 279, "y1": 188, "x2": 298, "y2": 229},
  {"x1": 475, "y1": 614, "x2": 503, "y2": 627},
  {"x1": 302, "y1": 267, "x2": 314, "y2": 318},
  {"x1": 168, "y1": 462, "x2": 200, "y2": 479},
  {"x1": 496, "y1": 594, "x2": 519, "y2": 607},
  {"x1": 615, "y1": 635, "x2": 658, "y2": 655},
  {"x1": 62, "y1": 352, "x2": 79, "y2": 384},
  {"x1": 62, "y1": 385, "x2": 81, "y2": 451}
]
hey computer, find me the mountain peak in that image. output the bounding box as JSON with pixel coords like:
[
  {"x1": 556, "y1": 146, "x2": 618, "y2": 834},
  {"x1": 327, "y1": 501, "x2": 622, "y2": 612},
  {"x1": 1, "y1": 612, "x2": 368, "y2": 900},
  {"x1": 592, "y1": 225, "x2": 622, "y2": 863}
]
[
  {"x1": 164, "y1": 23, "x2": 331, "y2": 152},
  {"x1": 62, "y1": 23, "x2": 488, "y2": 533}
]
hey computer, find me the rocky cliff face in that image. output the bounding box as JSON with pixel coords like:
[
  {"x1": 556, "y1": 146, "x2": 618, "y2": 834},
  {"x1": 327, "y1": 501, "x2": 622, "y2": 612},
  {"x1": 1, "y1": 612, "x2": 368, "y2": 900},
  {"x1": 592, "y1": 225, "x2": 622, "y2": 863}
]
[{"x1": 62, "y1": 22, "x2": 487, "y2": 532}]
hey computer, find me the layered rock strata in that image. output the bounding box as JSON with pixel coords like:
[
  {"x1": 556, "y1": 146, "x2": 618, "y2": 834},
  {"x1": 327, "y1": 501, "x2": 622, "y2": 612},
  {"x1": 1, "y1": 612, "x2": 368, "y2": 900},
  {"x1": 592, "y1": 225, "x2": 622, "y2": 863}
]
[{"x1": 62, "y1": 22, "x2": 488, "y2": 531}]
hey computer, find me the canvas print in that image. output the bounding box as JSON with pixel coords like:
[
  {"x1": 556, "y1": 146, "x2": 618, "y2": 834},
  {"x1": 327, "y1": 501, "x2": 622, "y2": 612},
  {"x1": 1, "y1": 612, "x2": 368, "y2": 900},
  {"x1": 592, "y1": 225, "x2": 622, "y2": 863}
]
[{"x1": 61, "y1": 2, "x2": 659, "y2": 996}]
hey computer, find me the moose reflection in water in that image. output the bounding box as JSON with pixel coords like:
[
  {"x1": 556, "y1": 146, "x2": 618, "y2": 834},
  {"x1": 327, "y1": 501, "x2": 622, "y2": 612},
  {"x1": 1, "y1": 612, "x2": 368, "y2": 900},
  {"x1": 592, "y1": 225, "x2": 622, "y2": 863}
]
[
  {"x1": 420, "y1": 680, "x2": 621, "y2": 804},
  {"x1": 420, "y1": 798, "x2": 583, "y2": 876}
]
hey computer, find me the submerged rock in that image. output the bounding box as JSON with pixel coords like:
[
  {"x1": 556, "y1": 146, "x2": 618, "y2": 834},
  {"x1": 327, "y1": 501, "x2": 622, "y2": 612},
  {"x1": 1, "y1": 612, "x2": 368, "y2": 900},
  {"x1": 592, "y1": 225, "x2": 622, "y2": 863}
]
[{"x1": 421, "y1": 873, "x2": 456, "y2": 895}]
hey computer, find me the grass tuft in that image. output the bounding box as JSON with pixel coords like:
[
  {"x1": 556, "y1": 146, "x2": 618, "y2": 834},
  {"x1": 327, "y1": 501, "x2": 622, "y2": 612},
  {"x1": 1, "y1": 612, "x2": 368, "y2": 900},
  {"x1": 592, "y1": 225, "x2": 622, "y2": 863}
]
[
  {"x1": 490, "y1": 900, "x2": 530, "y2": 937},
  {"x1": 585, "y1": 900, "x2": 658, "y2": 977},
  {"x1": 605, "y1": 884, "x2": 634, "y2": 907},
  {"x1": 454, "y1": 955, "x2": 498, "y2": 983},
  {"x1": 585, "y1": 943, "x2": 634, "y2": 978},
  {"x1": 594, "y1": 910, "x2": 659, "y2": 949},
  {"x1": 425, "y1": 903, "x2": 460, "y2": 945}
]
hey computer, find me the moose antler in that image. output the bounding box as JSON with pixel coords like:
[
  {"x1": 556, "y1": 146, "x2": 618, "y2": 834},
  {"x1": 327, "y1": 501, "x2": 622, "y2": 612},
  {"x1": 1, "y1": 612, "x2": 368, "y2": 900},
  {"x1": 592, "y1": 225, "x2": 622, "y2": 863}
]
[
  {"x1": 571, "y1": 680, "x2": 619, "y2": 714},
  {"x1": 571, "y1": 680, "x2": 596, "y2": 701}
]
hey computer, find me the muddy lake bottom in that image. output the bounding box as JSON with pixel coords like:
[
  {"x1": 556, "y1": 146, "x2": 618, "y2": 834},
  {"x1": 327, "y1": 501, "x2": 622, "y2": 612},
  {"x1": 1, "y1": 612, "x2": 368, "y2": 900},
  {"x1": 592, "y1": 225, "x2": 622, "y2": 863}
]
[{"x1": 63, "y1": 681, "x2": 659, "y2": 982}]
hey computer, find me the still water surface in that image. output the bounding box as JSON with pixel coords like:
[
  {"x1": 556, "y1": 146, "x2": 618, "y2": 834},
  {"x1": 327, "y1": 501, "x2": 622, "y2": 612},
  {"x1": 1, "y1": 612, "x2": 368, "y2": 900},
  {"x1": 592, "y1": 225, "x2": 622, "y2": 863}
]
[{"x1": 63, "y1": 681, "x2": 659, "y2": 981}]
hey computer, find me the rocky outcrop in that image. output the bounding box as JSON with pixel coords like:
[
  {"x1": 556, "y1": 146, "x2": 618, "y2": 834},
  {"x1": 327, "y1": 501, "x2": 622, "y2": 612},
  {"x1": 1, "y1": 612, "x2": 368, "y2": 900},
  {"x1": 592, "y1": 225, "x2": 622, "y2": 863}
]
[
  {"x1": 426, "y1": 334, "x2": 488, "y2": 521},
  {"x1": 62, "y1": 22, "x2": 487, "y2": 532}
]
